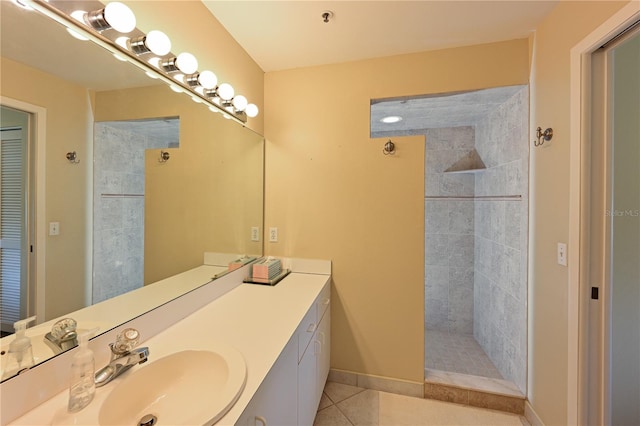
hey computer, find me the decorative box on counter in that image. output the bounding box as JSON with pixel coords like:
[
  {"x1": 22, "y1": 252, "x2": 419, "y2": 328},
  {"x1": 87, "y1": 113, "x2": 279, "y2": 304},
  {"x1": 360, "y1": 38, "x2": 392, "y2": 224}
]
[
  {"x1": 253, "y1": 258, "x2": 282, "y2": 279},
  {"x1": 244, "y1": 257, "x2": 290, "y2": 286}
]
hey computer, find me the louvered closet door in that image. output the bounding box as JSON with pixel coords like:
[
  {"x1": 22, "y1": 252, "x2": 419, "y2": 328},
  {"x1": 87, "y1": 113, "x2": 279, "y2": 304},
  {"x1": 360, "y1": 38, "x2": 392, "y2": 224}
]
[{"x1": 0, "y1": 127, "x2": 26, "y2": 329}]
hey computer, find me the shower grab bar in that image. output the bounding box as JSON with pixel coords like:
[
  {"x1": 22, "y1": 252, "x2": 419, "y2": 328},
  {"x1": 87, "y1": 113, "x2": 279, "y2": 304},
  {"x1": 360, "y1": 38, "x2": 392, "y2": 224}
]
[
  {"x1": 100, "y1": 193, "x2": 144, "y2": 198},
  {"x1": 424, "y1": 195, "x2": 522, "y2": 201}
]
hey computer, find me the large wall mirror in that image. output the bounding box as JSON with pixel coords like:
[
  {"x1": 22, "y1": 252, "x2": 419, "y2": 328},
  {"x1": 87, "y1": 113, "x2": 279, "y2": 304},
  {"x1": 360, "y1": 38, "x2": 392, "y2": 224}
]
[{"x1": 0, "y1": 0, "x2": 264, "y2": 381}]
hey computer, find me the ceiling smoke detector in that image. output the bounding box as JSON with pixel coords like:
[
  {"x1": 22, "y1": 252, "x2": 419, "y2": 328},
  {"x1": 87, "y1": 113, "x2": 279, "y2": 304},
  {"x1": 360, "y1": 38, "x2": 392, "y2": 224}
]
[{"x1": 322, "y1": 10, "x2": 334, "y2": 23}]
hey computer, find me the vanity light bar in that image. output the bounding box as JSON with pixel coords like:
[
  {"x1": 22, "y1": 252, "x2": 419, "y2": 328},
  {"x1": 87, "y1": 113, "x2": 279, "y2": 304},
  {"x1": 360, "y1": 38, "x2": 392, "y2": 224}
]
[{"x1": 21, "y1": 0, "x2": 259, "y2": 123}]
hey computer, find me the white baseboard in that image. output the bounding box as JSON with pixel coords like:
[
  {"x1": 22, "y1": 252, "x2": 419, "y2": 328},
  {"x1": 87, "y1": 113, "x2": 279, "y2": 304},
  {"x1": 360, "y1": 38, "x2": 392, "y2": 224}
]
[
  {"x1": 524, "y1": 400, "x2": 545, "y2": 426},
  {"x1": 328, "y1": 368, "x2": 423, "y2": 398}
]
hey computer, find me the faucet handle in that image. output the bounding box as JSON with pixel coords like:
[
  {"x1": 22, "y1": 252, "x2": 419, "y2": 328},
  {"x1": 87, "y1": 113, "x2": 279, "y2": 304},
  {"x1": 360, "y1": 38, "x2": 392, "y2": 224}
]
[
  {"x1": 111, "y1": 328, "x2": 140, "y2": 354},
  {"x1": 50, "y1": 318, "x2": 77, "y2": 342}
]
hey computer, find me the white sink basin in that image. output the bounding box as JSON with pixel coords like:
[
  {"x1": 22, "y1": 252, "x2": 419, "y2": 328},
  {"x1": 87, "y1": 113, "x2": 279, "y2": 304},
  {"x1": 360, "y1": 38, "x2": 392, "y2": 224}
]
[{"x1": 98, "y1": 348, "x2": 247, "y2": 425}]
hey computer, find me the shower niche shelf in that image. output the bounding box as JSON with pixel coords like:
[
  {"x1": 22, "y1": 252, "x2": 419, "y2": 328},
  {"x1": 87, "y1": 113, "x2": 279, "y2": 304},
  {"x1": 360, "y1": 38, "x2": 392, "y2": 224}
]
[
  {"x1": 443, "y1": 168, "x2": 486, "y2": 174},
  {"x1": 444, "y1": 148, "x2": 487, "y2": 174}
]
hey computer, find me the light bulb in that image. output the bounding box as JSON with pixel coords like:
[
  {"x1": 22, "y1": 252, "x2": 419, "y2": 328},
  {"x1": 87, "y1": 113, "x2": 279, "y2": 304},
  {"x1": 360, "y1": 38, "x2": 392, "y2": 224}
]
[
  {"x1": 66, "y1": 28, "x2": 89, "y2": 41},
  {"x1": 145, "y1": 30, "x2": 171, "y2": 56},
  {"x1": 232, "y1": 95, "x2": 248, "y2": 111},
  {"x1": 198, "y1": 71, "x2": 218, "y2": 90},
  {"x1": 209, "y1": 106, "x2": 219, "y2": 113},
  {"x1": 245, "y1": 103, "x2": 259, "y2": 118},
  {"x1": 103, "y1": 2, "x2": 136, "y2": 33},
  {"x1": 169, "y1": 85, "x2": 182, "y2": 93},
  {"x1": 148, "y1": 57, "x2": 161, "y2": 68},
  {"x1": 71, "y1": 10, "x2": 86, "y2": 22},
  {"x1": 115, "y1": 36, "x2": 129, "y2": 49},
  {"x1": 217, "y1": 83, "x2": 234, "y2": 101},
  {"x1": 175, "y1": 52, "x2": 198, "y2": 74},
  {"x1": 67, "y1": 10, "x2": 89, "y2": 40}
]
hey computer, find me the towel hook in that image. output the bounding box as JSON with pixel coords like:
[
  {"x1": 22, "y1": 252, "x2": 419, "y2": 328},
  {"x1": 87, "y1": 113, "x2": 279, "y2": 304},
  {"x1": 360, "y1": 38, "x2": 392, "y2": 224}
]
[
  {"x1": 158, "y1": 150, "x2": 170, "y2": 163},
  {"x1": 534, "y1": 127, "x2": 553, "y2": 147},
  {"x1": 383, "y1": 140, "x2": 396, "y2": 155},
  {"x1": 66, "y1": 151, "x2": 80, "y2": 164}
]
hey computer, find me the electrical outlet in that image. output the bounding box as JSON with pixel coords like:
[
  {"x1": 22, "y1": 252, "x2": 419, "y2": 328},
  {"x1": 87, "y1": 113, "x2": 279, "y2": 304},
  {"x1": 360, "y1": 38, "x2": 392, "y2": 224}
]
[
  {"x1": 49, "y1": 222, "x2": 60, "y2": 236},
  {"x1": 269, "y1": 227, "x2": 278, "y2": 242},
  {"x1": 557, "y1": 242, "x2": 567, "y2": 266},
  {"x1": 251, "y1": 226, "x2": 260, "y2": 242}
]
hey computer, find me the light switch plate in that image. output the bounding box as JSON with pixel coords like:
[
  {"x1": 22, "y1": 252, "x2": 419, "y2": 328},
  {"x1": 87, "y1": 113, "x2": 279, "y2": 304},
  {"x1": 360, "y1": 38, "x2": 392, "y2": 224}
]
[
  {"x1": 557, "y1": 242, "x2": 567, "y2": 266},
  {"x1": 269, "y1": 227, "x2": 278, "y2": 242},
  {"x1": 49, "y1": 222, "x2": 60, "y2": 236}
]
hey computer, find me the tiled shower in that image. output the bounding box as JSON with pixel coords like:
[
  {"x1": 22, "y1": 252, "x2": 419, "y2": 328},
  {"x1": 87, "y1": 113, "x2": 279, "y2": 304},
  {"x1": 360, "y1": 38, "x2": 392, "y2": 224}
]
[
  {"x1": 423, "y1": 87, "x2": 528, "y2": 393},
  {"x1": 93, "y1": 119, "x2": 178, "y2": 304}
]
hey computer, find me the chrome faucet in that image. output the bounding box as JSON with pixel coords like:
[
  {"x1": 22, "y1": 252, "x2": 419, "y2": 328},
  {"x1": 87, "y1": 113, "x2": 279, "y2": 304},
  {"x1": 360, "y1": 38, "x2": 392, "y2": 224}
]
[
  {"x1": 94, "y1": 328, "x2": 149, "y2": 388},
  {"x1": 44, "y1": 318, "x2": 78, "y2": 354}
]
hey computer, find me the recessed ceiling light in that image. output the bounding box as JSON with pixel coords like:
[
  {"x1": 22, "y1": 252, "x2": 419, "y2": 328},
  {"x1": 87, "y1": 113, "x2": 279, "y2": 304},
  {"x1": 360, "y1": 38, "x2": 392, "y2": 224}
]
[{"x1": 380, "y1": 116, "x2": 403, "y2": 124}]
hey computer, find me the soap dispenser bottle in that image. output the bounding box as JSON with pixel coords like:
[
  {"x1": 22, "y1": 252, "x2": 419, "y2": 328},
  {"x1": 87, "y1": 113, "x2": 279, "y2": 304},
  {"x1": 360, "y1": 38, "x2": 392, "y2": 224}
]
[
  {"x1": 68, "y1": 329, "x2": 97, "y2": 413},
  {"x1": 4, "y1": 316, "x2": 37, "y2": 377}
]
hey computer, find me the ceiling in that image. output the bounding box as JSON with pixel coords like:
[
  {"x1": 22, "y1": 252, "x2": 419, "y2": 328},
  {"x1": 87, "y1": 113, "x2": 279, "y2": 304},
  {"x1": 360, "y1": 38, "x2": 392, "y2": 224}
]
[
  {"x1": 105, "y1": 118, "x2": 180, "y2": 148},
  {"x1": 1, "y1": 1, "x2": 560, "y2": 85},
  {"x1": 370, "y1": 85, "x2": 525, "y2": 136},
  {"x1": 3, "y1": 1, "x2": 556, "y2": 133},
  {"x1": 202, "y1": 0, "x2": 559, "y2": 73},
  {"x1": 203, "y1": 1, "x2": 557, "y2": 134}
]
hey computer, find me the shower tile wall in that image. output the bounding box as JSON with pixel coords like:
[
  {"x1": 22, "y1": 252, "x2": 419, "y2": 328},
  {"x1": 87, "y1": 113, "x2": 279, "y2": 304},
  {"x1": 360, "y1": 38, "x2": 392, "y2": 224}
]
[
  {"x1": 424, "y1": 126, "x2": 476, "y2": 334},
  {"x1": 93, "y1": 123, "x2": 167, "y2": 304},
  {"x1": 473, "y1": 87, "x2": 529, "y2": 393}
]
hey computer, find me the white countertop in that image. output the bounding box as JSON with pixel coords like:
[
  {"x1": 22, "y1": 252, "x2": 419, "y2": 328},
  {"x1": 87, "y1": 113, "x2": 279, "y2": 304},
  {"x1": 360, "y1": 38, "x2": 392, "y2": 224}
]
[
  {"x1": 1, "y1": 265, "x2": 225, "y2": 357},
  {"x1": 8, "y1": 271, "x2": 330, "y2": 425}
]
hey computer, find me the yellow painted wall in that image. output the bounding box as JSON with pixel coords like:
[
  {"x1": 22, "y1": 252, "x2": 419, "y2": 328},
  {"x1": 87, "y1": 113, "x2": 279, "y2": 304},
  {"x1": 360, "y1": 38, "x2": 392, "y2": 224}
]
[
  {"x1": 94, "y1": 86, "x2": 264, "y2": 284},
  {"x1": 0, "y1": 57, "x2": 90, "y2": 320},
  {"x1": 529, "y1": 1, "x2": 631, "y2": 424},
  {"x1": 264, "y1": 39, "x2": 530, "y2": 382}
]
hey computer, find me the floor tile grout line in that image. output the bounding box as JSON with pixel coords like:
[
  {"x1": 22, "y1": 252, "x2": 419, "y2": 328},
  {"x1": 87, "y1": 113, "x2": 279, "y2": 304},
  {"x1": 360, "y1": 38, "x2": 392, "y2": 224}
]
[
  {"x1": 326, "y1": 386, "x2": 367, "y2": 405},
  {"x1": 333, "y1": 390, "x2": 368, "y2": 426}
]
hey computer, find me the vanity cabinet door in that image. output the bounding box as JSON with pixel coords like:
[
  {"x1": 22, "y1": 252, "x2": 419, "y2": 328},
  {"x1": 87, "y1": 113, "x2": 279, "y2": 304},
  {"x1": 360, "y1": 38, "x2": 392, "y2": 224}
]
[
  {"x1": 236, "y1": 336, "x2": 298, "y2": 426},
  {"x1": 298, "y1": 337, "x2": 317, "y2": 426},
  {"x1": 298, "y1": 302, "x2": 317, "y2": 362},
  {"x1": 298, "y1": 307, "x2": 331, "y2": 426},
  {"x1": 316, "y1": 309, "x2": 331, "y2": 399}
]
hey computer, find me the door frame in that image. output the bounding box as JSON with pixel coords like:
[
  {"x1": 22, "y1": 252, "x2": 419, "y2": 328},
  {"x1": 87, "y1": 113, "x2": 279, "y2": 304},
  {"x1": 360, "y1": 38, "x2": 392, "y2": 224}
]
[
  {"x1": 1, "y1": 96, "x2": 47, "y2": 324},
  {"x1": 568, "y1": 3, "x2": 640, "y2": 425}
]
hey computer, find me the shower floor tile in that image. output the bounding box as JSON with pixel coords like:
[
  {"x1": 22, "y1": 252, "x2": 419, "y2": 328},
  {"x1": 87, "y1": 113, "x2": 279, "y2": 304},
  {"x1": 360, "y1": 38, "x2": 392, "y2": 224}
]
[{"x1": 425, "y1": 329, "x2": 504, "y2": 380}]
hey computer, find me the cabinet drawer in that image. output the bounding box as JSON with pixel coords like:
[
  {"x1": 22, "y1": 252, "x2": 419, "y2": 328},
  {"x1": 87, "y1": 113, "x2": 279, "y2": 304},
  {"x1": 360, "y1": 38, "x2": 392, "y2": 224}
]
[
  {"x1": 298, "y1": 303, "x2": 317, "y2": 362},
  {"x1": 316, "y1": 282, "x2": 331, "y2": 323}
]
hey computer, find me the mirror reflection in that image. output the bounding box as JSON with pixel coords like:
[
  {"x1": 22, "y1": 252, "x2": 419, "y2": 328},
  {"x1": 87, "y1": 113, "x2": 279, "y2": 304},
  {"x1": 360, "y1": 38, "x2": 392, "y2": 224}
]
[{"x1": 0, "y1": 0, "x2": 264, "y2": 380}]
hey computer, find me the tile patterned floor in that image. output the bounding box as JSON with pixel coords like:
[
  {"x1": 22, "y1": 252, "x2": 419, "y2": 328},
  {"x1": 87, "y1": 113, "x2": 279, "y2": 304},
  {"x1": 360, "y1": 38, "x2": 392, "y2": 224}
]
[
  {"x1": 314, "y1": 382, "x2": 529, "y2": 425},
  {"x1": 425, "y1": 329, "x2": 503, "y2": 380}
]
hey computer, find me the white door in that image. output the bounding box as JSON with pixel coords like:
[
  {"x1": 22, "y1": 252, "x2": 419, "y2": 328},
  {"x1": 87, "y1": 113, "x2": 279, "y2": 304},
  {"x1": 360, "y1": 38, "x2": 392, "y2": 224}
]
[
  {"x1": 587, "y1": 25, "x2": 640, "y2": 426},
  {"x1": 0, "y1": 106, "x2": 32, "y2": 333}
]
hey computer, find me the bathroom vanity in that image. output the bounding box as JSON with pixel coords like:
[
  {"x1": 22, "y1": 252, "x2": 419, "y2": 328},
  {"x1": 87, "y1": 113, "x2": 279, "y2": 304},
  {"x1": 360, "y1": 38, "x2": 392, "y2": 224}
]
[{"x1": 2, "y1": 259, "x2": 331, "y2": 425}]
